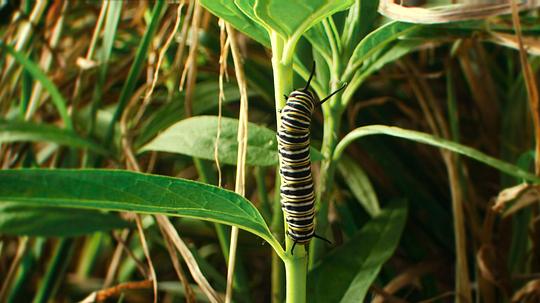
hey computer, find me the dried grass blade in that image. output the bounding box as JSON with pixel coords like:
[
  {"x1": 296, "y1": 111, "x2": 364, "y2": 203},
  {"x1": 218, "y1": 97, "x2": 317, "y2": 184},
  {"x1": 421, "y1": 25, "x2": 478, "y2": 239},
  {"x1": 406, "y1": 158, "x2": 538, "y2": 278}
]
[
  {"x1": 156, "y1": 215, "x2": 222, "y2": 303},
  {"x1": 225, "y1": 22, "x2": 249, "y2": 303}
]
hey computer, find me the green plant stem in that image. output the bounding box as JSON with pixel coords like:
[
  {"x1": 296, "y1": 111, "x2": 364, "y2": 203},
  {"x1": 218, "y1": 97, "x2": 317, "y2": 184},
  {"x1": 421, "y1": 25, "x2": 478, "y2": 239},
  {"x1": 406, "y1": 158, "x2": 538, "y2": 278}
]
[
  {"x1": 271, "y1": 33, "x2": 290, "y2": 114},
  {"x1": 309, "y1": 102, "x2": 343, "y2": 268},
  {"x1": 271, "y1": 30, "x2": 308, "y2": 303},
  {"x1": 255, "y1": 166, "x2": 272, "y2": 222},
  {"x1": 283, "y1": 245, "x2": 307, "y2": 303},
  {"x1": 271, "y1": 173, "x2": 285, "y2": 303}
]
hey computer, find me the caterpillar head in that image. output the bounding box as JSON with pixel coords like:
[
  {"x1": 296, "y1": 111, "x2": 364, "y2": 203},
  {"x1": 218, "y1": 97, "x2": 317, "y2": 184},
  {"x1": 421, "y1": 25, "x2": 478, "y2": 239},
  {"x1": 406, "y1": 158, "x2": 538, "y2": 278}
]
[{"x1": 287, "y1": 89, "x2": 319, "y2": 113}]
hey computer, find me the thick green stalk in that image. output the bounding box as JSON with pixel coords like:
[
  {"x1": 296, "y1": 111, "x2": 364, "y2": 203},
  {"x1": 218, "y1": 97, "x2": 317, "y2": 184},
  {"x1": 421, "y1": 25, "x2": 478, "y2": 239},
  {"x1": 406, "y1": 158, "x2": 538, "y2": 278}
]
[
  {"x1": 271, "y1": 173, "x2": 285, "y2": 303},
  {"x1": 271, "y1": 33, "x2": 290, "y2": 114},
  {"x1": 271, "y1": 31, "x2": 308, "y2": 303},
  {"x1": 283, "y1": 248, "x2": 307, "y2": 303},
  {"x1": 309, "y1": 102, "x2": 343, "y2": 268}
]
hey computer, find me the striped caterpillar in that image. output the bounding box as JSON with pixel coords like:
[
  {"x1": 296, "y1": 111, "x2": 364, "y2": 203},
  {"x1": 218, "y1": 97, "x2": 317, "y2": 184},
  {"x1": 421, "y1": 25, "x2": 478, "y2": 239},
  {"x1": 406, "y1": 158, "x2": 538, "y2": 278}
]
[{"x1": 277, "y1": 64, "x2": 346, "y2": 253}]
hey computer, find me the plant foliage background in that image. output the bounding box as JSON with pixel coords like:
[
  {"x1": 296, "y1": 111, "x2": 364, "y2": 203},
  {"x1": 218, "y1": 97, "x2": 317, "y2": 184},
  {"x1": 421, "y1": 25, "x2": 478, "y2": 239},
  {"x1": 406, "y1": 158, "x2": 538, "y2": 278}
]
[{"x1": 1, "y1": 0, "x2": 540, "y2": 302}]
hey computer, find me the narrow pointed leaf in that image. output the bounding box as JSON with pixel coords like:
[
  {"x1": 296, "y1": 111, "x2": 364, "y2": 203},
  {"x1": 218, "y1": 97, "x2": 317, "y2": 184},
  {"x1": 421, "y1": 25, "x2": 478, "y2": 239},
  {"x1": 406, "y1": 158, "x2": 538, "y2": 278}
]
[
  {"x1": 0, "y1": 120, "x2": 108, "y2": 155},
  {"x1": 0, "y1": 41, "x2": 72, "y2": 129},
  {"x1": 344, "y1": 22, "x2": 419, "y2": 79},
  {"x1": 0, "y1": 169, "x2": 283, "y2": 255},
  {"x1": 0, "y1": 203, "x2": 131, "y2": 237},
  {"x1": 334, "y1": 125, "x2": 540, "y2": 183},
  {"x1": 308, "y1": 200, "x2": 407, "y2": 302},
  {"x1": 337, "y1": 156, "x2": 380, "y2": 217}
]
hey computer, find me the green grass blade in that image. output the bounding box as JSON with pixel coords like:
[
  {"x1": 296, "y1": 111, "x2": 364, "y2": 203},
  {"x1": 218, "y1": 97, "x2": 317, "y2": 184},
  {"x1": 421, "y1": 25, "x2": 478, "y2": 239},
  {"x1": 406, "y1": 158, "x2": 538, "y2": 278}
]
[
  {"x1": 89, "y1": 1, "x2": 122, "y2": 136},
  {"x1": 0, "y1": 120, "x2": 108, "y2": 155},
  {"x1": 104, "y1": 0, "x2": 165, "y2": 148},
  {"x1": 0, "y1": 41, "x2": 72, "y2": 130},
  {"x1": 334, "y1": 125, "x2": 540, "y2": 183},
  {"x1": 0, "y1": 203, "x2": 131, "y2": 237},
  {"x1": 32, "y1": 239, "x2": 74, "y2": 303}
]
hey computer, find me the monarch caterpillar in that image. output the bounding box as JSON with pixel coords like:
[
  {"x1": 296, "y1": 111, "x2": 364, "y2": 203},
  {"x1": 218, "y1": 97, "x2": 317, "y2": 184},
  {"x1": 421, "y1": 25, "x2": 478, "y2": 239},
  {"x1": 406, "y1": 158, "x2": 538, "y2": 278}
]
[{"x1": 277, "y1": 63, "x2": 346, "y2": 253}]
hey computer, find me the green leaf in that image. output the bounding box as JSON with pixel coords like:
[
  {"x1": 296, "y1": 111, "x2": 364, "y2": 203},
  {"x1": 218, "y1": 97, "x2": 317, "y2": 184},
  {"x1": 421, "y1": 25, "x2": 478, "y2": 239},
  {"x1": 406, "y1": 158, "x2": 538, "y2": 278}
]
[
  {"x1": 344, "y1": 40, "x2": 424, "y2": 103},
  {"x1": 0, "y1": 169, "x2": 283, "y2": 256},
  {"x1": 0, "y1": 41, "x2": 72, "y2": 130},
  {"x1": 234, "y1": 0, "x2": 354, "y2": 40},
  {"x1": 139, "y1": 115, "x2": 323, "y2": 166},
  {"x1": 341, "y1": 0, "x2": 380, "y2": 56},
  {"x1": 0, "y1": 120, "x2": 108, "y2": 155},
  {"x1": 334, "y1": 125, "x2": 540, "y2": 183},
  {"x1": 199, "y1": 0, "x2": 270, "y2": 47},
  {"x1": 0, "y1": 203, "x2": 131, "y2": 237},
  {"x1": 344, "y1": 21, "x2": 419, "y2": 80},
  {"x1": 307, "y1": 200, "x2": 407, "y2": 302},
  {"x1": 337, "y1": 156, "x2": 380, "y2": 217},
  {"x1": 135, "y1": 81, "x2": 249, "y2": 148},
  {"x1": 304, "y1": 23, "x2": 333, "y2": 64}
]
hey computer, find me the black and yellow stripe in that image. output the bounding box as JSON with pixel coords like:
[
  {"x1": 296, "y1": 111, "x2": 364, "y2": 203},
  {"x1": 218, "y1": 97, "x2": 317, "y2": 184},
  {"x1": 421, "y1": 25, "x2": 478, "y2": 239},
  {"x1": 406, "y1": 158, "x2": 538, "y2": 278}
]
[{"x1": 277, "y1": 64, "x2": 346, "y2": 253}]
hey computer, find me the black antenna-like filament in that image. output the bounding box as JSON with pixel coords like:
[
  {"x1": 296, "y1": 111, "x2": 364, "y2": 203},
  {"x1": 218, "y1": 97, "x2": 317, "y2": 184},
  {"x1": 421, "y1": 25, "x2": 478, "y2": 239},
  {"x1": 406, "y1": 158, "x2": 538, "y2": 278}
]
[
  {"x1": 303, "y1": 62, "x2": 316, "y2": 92},
  {"x1": 318, "y1": 82, "x2": 348, "y2": 106}
]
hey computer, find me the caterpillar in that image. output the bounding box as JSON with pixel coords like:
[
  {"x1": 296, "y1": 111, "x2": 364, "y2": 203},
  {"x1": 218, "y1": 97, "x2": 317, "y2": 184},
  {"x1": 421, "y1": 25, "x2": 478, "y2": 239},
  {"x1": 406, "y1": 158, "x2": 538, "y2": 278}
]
[{"x1": 277, "y1": 63, "x2": 346, "y2": 254}]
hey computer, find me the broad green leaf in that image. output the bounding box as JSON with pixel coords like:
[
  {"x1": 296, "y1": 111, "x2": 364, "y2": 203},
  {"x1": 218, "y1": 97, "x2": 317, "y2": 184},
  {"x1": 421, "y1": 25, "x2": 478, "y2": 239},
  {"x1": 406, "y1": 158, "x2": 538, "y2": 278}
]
[
  {"x1": 337, "y1": 156, "x2": 380, "y2": 217},
  {"x1": 0, "y1": 120, "x2": 108, "y2": 155},
  {"x1": 139, "y1": 115, "x2": 323, "y2": 166},
  {"x1": 199, "y1": 0, "x2": 270, "y2": 47},
  {"x1": 0, "y1": 41, "x2": 72, "y2": 130},
  {"x1": 0, "y1": 169, "x2": 283, "y2": 255},
  {"x1": 308, "y1": 200, "x2": 407, "y2": 302},
  {"x1": 135, "y1": 81, "x2": 250, "y2": 148},
  {"x1": 0, "y1": 203, "x2": 131, "y2": 237},
  {"x1": 334, "y1": 125, "x2": 540, "y2": 183},
  {"x1": 344, "y1": 22, "x2": 419, "y2": 80},
  {"x1": 234, "y1": 0, "x2": 354, "y2": 41}
]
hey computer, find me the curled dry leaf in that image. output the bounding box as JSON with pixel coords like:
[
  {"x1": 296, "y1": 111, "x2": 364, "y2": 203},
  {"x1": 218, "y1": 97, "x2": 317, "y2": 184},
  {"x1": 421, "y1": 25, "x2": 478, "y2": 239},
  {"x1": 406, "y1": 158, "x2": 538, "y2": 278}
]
[
  {"x1": 476, "y1": 244, "x2": 511, "y2": 294},
  {"x1": 372, "y1": 260, "x2": 442, "y2": 303},
  {"x1": 378, "y1": 0, "x2": 540, "y2": 24},
  {"x1": 512, "y1": 279, "x2": 540, "y2": 303},
  {"x1": 492, "y1": 183, "x2": 540, "y2": 216},
  {"x1": 488, "y1": 32, "x2": 540, "y2": 56},
  {"x1": 75, "y1": 57, "x2": 98, "y2": 70}
]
